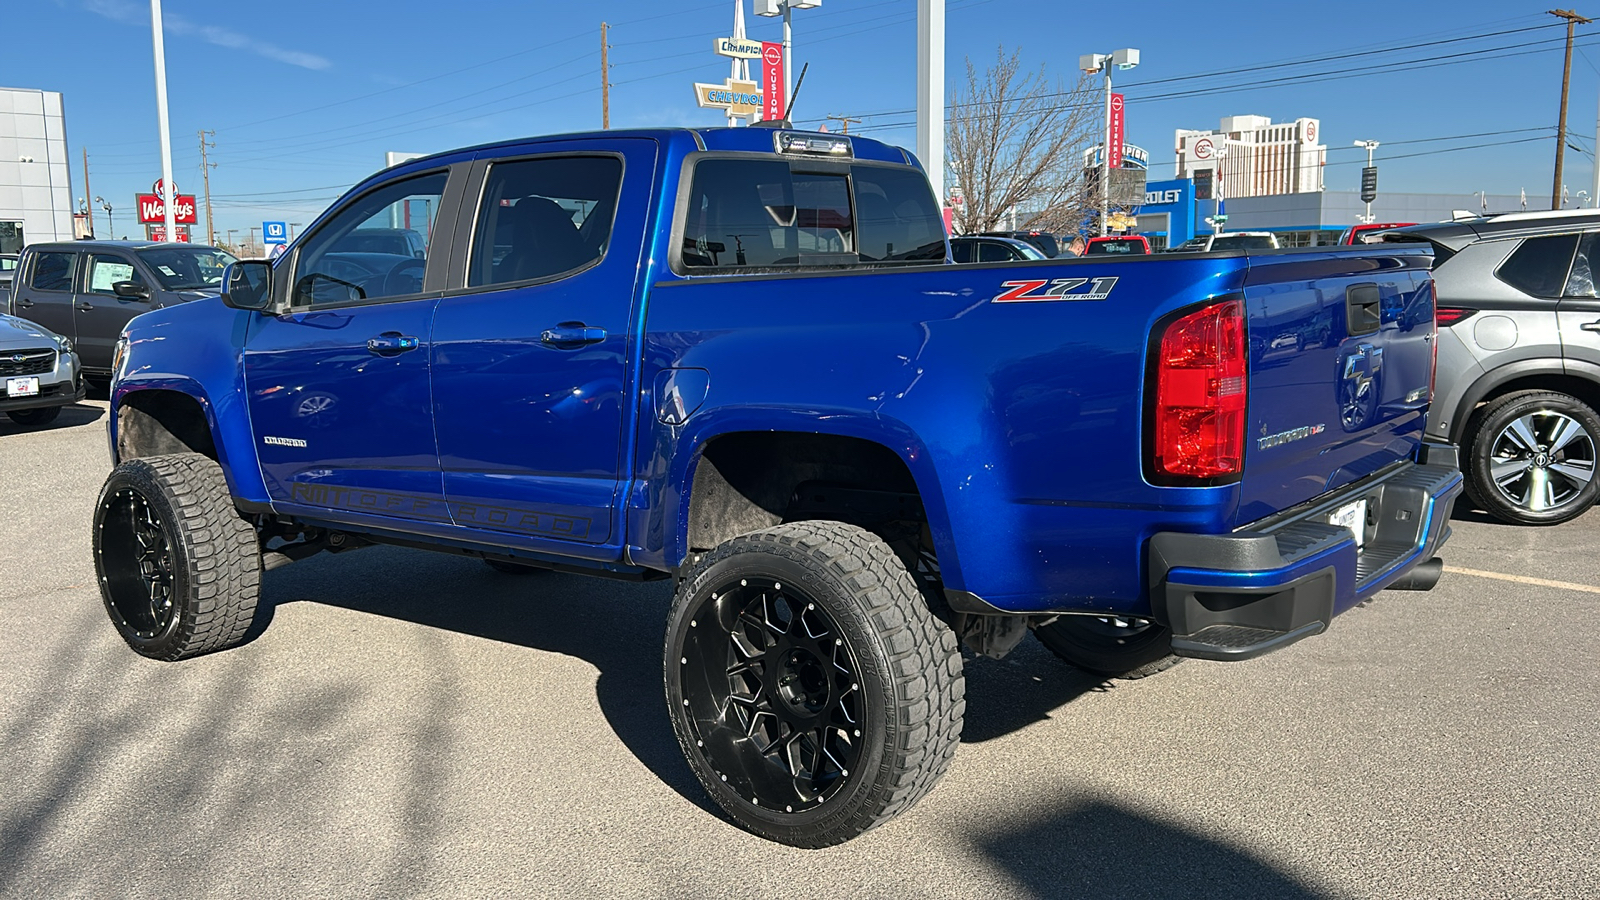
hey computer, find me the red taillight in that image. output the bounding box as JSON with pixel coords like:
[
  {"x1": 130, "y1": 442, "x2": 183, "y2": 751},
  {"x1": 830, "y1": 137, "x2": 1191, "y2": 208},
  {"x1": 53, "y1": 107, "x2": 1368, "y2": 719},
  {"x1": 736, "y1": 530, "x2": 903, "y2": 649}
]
[
  {"x1": 1428, "y1": 282, "x2": 1440, "y2": 400},
  {"x1": 1435, "y1": 306, "x2": 1477, "y2": 327},
  {"x1": 1152, "y1": 299, "x2": 1247, "y2": 481}
]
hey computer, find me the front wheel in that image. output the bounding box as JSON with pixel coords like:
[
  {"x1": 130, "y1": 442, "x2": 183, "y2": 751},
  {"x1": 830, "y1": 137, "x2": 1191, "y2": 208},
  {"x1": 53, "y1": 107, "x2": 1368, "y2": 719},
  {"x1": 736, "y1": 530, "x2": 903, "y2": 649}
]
[
  {"x1": 1464, "y1": 390, "x2": 1600, "y2": 525},
  {"x1": 665, "y1": 521, "x2": 965, "y2": 848},
  {"x1": 93, "y1": 453, "x2": 261, "y2": 660},
  {"x1": 1033, "y1": 615, "x2": 1180, "y2": 680}
]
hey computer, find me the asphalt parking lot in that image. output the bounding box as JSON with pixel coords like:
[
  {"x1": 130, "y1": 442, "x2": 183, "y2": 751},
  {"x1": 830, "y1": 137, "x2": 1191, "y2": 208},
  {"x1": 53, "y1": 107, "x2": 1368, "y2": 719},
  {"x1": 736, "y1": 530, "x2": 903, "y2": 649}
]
[{"x1": 2, "y1": 401, "x2": 1597, "y2": 899}]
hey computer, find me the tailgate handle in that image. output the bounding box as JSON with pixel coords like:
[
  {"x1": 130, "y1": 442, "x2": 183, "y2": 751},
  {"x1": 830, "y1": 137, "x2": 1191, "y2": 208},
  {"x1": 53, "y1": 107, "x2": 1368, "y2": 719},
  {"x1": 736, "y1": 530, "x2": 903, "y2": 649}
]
[{"x1": 1346, "y1": 283, "x2": 1381, "y2": 337}]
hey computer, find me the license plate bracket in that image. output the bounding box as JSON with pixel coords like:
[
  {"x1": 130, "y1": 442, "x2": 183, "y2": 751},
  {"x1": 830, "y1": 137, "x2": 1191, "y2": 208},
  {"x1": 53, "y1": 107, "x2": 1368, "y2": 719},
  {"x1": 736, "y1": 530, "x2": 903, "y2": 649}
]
[
  {"x1": 1328, "y1": 498, "x2": 1368, "y2": 549},
  {"x1": 6, "y1": 376, "x2": 40, "y2": 398}
]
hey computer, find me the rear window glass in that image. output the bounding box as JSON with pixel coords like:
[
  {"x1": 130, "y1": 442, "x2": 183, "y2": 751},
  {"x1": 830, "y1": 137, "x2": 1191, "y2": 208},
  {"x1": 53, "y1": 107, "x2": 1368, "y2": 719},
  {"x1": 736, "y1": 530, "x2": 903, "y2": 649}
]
[
  {"x1": 1086, "y1": 239, "x2": 1142, "y2": 255},
  {"x1": 30, "y1": 252, "x2": 75, "y2": 291},
  {"x1": 1496, "y1": 233, "x2": 1578, "y2": 298},
  {"x1": 680, "y1": 158, "x2": 945, "y2": 270},
  {"x1": 1211, "y1": 235, "x2": 1276, "y2": 250}
]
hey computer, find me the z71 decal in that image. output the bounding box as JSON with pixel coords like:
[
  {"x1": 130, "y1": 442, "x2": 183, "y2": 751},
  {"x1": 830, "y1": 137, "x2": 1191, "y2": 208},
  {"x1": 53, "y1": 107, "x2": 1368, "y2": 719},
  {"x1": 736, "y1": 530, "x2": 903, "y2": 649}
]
[{"x1": 992, "y1": 276, "x2": 1119, "y2": 304}]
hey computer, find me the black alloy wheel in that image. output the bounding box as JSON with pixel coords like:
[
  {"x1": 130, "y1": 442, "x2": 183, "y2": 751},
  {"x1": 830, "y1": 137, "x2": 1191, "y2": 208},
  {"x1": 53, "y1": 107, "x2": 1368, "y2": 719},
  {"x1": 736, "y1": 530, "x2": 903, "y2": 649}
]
[
  {"x1": 94, "y1": 453, "x2": 262, "y2": 660},
  {"x1": 665, "y1": 521, "x2": 964, "y2": 848},
  {"x1": 98, "y1": 487, "x2": 179, "y2": 642},
  {"x1": 677, "y1": 576, "x2": 865, "y2": 814}
]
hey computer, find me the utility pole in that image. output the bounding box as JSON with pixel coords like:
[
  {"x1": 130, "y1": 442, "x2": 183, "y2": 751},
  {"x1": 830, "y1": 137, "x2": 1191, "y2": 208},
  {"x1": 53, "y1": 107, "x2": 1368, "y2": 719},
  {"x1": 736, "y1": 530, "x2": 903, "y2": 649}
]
[
  {"x1": 82, "y1": 145, "x2": 93, "y2": 235},
  {"x1": 198, "y1": 129, "x2": 216, "y2": 245},
  {"x1": 600, "y1": 22, "x2": 610, "y2": 130},
  {"x1": 248, "y1": 226, "x2": 260, "y2": 257},
  {"x1": 825, "y1": 114, "x2": 859, "y2": 134},
  {"x1": 1550, "y1": 9, "x2": 1592, "y2": 209}
]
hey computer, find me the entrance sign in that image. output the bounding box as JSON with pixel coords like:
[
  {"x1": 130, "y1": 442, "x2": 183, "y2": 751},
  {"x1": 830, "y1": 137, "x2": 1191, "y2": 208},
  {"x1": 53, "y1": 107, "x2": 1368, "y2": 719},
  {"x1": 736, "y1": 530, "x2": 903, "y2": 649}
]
[
  {"x1": 1108, "y1": 93, "x2": 1125, "y2": 170},
  {"x1": 693, "y1": 78, "x2": 764, "y2": 117}
]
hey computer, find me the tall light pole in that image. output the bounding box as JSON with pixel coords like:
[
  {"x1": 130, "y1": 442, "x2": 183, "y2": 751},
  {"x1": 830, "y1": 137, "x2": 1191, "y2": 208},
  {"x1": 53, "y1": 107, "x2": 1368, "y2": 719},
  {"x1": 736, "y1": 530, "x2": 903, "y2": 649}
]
[
  {"x1": 755, "y1": 0, "x2": 821, "y2": 112},
  {"x1": 150, "y1": 0, "x2": 177, "y2": 242},
  {"x1": 1080, "y1": 49, "x2": 1139, "y2": 236},
  {"x1": 917, "y1": 0, "x2": 944, "y2": 209},
  {"x1": 96, "y1": 197, "x2": 114, "y2": 239},
  {"x1": 1354, "y1": 139, "x2": 1380, "y2": 224}
]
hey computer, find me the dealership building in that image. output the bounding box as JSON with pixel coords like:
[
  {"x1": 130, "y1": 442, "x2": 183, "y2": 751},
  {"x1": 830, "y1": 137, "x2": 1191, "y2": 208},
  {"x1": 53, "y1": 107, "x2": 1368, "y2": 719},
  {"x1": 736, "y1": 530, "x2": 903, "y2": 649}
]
[
  {"x1": 1130, "y1": 112, "x2": 1555, "y2": 248},
  {"x1": 0, "y1": 86, "x2": 74, "y2": 254}
]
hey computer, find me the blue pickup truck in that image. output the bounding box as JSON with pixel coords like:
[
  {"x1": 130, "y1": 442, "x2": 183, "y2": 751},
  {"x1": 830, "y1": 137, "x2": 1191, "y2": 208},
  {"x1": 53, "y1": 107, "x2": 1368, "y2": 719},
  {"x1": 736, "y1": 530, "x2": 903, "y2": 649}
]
[{"x1": 94, "y1": 126, "x2": 1461, "y2": 847}]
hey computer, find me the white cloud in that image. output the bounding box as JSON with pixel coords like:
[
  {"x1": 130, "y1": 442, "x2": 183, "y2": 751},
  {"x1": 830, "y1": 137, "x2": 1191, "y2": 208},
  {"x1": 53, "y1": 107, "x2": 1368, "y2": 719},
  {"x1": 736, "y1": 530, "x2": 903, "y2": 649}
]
[{"x1": 80, "y1": 0, "x2": 331, "y2": 71}]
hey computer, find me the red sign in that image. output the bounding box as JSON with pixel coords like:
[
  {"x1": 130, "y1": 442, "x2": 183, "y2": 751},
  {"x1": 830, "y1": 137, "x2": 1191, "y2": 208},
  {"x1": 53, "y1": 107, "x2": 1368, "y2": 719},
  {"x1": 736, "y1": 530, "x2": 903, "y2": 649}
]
[
  {"x1": 137, "y1": 193, "x2": 198, "y2": 224},
  {"x1": 146, "y1": 225, "x2": 191, "y2": 243},
  {"x1": 1193, "y1": 137, "x2": 1214, "y2": 160},
  {"x1": 761, "y1": 42, "x2": 785, "y2": 122},
  {"x1": 1108, "y1": 93, "x2": 1125, "y2": 169}
]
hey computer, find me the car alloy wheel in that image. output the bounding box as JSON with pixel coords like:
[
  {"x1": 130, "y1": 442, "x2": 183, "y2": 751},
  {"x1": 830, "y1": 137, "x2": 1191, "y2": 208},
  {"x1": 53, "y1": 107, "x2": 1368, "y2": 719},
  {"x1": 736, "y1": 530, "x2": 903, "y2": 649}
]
[{"x1": 1486, "y1": 409, "x2": 1596, "y2": 513}]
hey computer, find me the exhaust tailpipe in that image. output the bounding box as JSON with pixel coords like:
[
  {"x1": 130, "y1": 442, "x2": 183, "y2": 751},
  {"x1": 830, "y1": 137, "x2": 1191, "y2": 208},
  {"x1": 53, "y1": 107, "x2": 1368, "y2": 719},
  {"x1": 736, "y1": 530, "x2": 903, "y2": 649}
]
[{"x1": 1386, "y1": 557, "x2": 1443, "y2": 592}]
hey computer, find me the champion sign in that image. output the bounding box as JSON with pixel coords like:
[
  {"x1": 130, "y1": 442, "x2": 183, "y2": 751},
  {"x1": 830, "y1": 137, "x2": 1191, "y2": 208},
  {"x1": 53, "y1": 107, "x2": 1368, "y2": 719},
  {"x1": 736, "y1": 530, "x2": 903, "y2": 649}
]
[{"x1": 136, "y1": 193, "x2": 198, "y2": 225}]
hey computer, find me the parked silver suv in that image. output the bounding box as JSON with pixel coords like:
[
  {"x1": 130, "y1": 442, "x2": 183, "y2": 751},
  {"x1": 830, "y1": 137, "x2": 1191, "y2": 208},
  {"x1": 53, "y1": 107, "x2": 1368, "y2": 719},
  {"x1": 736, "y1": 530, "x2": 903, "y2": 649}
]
[{"x1": 1388, "y1": 210, "x2": 1600, "y2": 524}]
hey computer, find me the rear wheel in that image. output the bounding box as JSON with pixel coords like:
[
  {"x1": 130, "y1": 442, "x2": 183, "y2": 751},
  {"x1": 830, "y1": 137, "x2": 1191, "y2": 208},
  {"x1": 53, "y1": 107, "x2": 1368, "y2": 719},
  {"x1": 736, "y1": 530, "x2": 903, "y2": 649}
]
[
  {"x1": 93, "y1": 453, "x2": 261, "y2": 660},
  {"x1": 1033, "y1": 615, "x2": 1180, "y2": 680},
  {"x1": 665, "y1": 521, "x2": 964, "y2": 848},
  {"x1": 1464, "y1": 390, "x2": 1600, "y2": 525},
  {"x1": 6, "y1": 406, "x2": 61, "y2": 427}
]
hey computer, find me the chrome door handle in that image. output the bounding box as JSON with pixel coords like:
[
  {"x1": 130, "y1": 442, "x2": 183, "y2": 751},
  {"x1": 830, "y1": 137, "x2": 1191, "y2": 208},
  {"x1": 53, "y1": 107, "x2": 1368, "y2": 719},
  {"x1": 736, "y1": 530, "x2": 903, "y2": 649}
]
[
  {"x1": 366, "y1": 333, "x2": 420, "y2": 355},
  {"x1": 1582, "y1": 320, "x2": 1600, "y2": 333},
  {"x1": 540, "y1": 323, "x2": 606, "y2": 347},
  {"x1": 14, "y1": 298, "x2": 33, "y2": 308}
]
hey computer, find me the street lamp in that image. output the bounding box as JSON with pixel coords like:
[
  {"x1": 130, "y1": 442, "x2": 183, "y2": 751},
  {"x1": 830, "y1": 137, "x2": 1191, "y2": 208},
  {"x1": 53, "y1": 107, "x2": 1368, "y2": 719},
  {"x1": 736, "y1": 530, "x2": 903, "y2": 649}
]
[
  {"x1": 755, "y1": 0, "x2": 821, "y2": 115},
  {"x1": 1080, "y1": 48, "x2": 1139, "y2": 236},
  {"x1": 1353, "y1": 139, "x2": 1380, "y2": 224},
  {"x1": 95, "y1": 196, "x2": 114, "y2": 239}
]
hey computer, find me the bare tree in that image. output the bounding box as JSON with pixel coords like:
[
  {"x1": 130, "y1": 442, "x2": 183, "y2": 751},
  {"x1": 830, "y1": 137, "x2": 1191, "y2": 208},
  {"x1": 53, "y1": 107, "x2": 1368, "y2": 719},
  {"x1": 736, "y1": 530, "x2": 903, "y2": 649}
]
[{"x1": 946, "y1": 47, "x2": 1101, "y2": 235}]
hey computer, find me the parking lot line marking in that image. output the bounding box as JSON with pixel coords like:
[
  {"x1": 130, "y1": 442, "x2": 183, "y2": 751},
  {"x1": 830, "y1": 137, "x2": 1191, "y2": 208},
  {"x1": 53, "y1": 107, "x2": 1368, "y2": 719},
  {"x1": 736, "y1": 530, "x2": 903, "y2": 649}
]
[{"x1": 1444, "y1": 565, "x2": 1600, "y2": 595}]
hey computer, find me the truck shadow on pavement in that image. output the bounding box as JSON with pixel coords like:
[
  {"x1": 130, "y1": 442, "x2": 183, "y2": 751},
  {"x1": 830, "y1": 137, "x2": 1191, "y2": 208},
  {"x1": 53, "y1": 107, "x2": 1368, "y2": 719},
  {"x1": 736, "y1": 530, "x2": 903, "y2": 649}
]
[
  {"x1": 973, "y1": 799, "x2": 1330, "y2": 899},
  {"x1": 255, "y1": 545, "x2": 1117, "y2": 810}
]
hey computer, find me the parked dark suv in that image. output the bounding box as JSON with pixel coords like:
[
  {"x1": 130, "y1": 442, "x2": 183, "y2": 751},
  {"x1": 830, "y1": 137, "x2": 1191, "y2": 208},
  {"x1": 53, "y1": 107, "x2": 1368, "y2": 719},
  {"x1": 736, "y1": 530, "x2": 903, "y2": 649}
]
[
  {"x1": 1387, "y1": 210, "x2": 1600, "y2": 524},
  {"x1": 975, "y1": 230, "x2": 1061, "y2": 258},
  {"x1": 8, "y1": 241, "x2": 236, "y2": 380}
]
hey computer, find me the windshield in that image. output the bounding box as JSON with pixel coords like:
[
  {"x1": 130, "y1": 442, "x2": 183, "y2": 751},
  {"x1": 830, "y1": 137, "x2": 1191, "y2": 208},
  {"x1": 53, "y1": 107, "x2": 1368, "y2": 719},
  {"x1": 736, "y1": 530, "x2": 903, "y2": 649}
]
[{"x1": 136, "y1": 246, "x2": 237, "y2": 290}]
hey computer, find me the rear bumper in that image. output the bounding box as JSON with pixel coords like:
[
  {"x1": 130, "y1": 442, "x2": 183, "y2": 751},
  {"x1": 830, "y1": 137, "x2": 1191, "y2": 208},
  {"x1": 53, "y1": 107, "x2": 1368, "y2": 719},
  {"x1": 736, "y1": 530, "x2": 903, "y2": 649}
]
[{"x1": 1148, "y1": 443, "x2": 1463, "y2": 662}]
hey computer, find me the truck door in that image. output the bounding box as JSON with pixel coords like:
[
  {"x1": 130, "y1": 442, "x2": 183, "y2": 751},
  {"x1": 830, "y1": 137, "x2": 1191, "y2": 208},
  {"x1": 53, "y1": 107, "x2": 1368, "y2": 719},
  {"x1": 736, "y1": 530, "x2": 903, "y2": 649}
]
[
  {"x1": 12, "y1": 249, "x2": 77, "y2": 342},
  {"x1": 430, "y1": 141, "x2": 655, "y2": 547},
  {"x1": 242, "y1": 167, "x2": 461, "y2": 523},
  {"x1": 75, "y1": 252, "x2": 150, "y2": 372}
]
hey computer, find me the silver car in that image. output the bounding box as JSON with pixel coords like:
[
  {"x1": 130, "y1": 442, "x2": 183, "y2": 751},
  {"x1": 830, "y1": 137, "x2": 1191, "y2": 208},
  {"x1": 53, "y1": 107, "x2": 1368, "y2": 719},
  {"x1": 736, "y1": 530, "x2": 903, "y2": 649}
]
[
  {"x1": 0, "y1": 313, "x2": 83, "y2": 427},
  {"x1": 1388, "y1": 210, "x2": 1600, "y2": 525}
]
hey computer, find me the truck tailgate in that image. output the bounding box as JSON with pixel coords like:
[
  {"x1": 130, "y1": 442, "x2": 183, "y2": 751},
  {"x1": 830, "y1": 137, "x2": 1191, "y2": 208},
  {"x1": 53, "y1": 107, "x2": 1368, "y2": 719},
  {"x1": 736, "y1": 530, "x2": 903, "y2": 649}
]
[{"x1": 1235, "y1": 247, "x2": 1436, "y2": 525}]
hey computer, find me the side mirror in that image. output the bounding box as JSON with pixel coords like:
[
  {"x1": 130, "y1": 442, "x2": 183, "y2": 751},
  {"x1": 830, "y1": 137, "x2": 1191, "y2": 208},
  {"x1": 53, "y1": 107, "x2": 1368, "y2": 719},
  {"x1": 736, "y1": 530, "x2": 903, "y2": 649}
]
[
  {"x1": 222, "y1": 260, "x2": 273, "y2": 311},
  {"x1": 112, "y1": 280, "x2": 152, "y2": 300}
]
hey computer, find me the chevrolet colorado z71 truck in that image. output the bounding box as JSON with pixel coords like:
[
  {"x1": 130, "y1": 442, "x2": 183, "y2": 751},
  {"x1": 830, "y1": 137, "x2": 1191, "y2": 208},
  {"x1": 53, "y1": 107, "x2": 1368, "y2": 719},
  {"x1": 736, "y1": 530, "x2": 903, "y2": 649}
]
[{"x1": 94, "y1": 127, "x2": 1461, "y2": 847}]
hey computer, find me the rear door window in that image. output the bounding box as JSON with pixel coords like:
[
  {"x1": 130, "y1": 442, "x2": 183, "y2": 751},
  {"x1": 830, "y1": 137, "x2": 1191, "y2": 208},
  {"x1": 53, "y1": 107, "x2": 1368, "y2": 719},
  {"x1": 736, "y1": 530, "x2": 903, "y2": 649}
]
[
  {"x1": 1496, "y1": 233, "x2": 1579, "y2": 298},
  {"x1": 30, "y1": 251, "x2": 76, "y2": 292},
  {"x1": 977, "y1": 241, "x2": 1014, "y2": 262},
  {"x1": 467, "y1": 155, "x2": 623, "y2": 287},
  {"x1": 680, "y1": 158, "x2": 944, "y2": 271}
]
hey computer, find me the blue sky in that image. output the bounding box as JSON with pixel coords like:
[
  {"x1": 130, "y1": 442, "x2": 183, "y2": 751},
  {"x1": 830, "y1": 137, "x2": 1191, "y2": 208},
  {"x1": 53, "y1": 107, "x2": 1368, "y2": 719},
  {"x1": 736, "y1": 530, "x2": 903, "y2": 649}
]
[{"x1": 14, "y1": 0, "x2": 1600, "y2": 239}]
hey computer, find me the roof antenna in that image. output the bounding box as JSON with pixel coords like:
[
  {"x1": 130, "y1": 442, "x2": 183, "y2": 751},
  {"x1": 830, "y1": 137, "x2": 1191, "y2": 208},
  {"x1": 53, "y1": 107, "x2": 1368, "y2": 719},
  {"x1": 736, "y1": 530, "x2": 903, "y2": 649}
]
[{"x1": 753, "y1": 62, "x2": 809, "y2": 129}]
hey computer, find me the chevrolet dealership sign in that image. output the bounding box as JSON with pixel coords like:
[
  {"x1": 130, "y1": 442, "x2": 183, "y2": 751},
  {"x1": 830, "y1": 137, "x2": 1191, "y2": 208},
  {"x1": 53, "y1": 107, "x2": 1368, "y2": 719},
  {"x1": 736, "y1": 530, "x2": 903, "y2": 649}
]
[{"x1": 694, "y1": 78, "x2": 764, "y2": 116}]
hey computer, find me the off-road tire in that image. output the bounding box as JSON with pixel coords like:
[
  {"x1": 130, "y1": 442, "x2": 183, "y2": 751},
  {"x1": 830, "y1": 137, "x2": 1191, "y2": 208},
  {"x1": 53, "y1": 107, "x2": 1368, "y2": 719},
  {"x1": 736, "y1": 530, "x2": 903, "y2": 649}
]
[
  {"x1": 665, "y1": 521, "x2": 965, "y2": 848},
  {"x1": 1033, "y1": 616, "x2": 1181, "y2": 680},
  {"x1": 1462, "y1": 390, "x2": 1600, "y2": 526},
  {"x1": 93, "y1": 453, "x2": 261, "y2": 660},
  {"x1": 7, "y1": 406, "x2": 61, "y2": 427}
]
